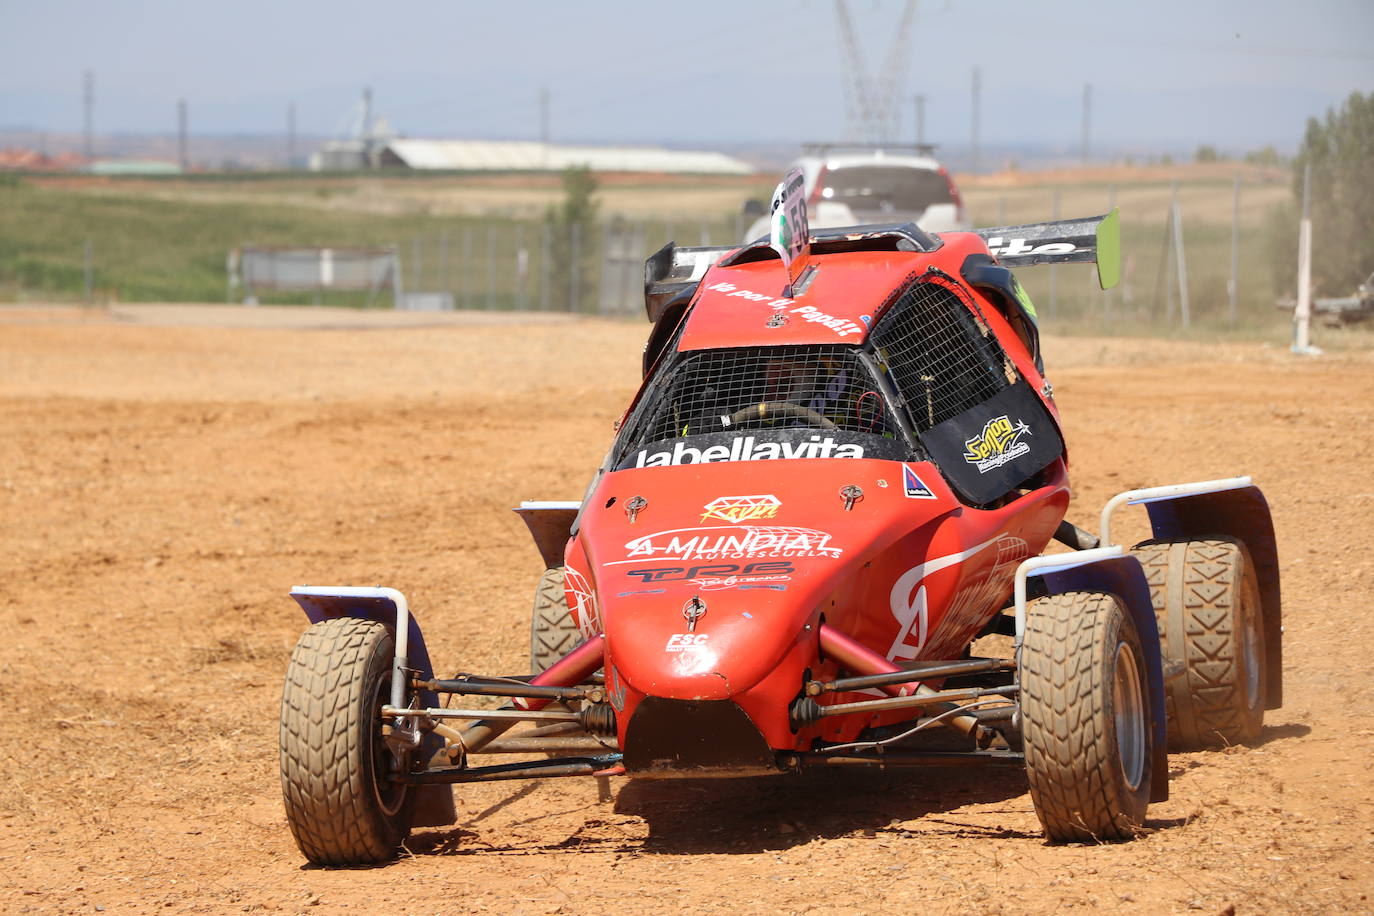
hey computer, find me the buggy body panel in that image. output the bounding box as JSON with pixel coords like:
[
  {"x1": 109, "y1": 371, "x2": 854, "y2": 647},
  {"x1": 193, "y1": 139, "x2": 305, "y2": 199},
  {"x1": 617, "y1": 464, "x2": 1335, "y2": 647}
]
[{"x1": 574, "y1": 454, "x2": 1069, "y2": 759}]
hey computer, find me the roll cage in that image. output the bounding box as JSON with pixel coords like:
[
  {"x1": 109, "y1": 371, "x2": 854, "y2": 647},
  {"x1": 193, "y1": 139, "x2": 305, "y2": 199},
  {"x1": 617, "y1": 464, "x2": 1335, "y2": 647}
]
[{"x1": 616, "y1": 258, "x2": 1065, "y2": 506}]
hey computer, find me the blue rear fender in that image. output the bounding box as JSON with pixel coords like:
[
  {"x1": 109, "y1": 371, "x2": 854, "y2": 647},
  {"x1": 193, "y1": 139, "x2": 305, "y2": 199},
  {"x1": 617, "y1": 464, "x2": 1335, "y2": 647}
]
[{"x1": 1103, "y1": 481, "x2": 1282, "y2": 710}]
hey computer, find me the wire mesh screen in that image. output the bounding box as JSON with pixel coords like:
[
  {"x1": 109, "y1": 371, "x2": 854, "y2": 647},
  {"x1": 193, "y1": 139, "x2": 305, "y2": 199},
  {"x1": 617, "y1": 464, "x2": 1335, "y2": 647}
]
[
  {"x1": 870, "y1": 275, "x2": 1018, "y2": 433},
  {"x1": 626, "y1": 346, "x2": 900, "y2": 447}
]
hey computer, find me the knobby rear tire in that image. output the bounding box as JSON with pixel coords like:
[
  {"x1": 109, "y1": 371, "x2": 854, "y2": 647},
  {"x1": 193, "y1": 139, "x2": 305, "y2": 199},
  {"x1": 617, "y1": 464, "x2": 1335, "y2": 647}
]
[
  {"x1": 280, "y1": 617, "x2": 416, "y2": 866},
  {"x1": 1020, "y1": 591, "x2": 1152, "y2": 843},
  {"x1": 1131, "y1": 537, "x2": 1266, "y2": 750},
  {"x1": 530, "y1": 567, "x2": 581, "y2": 674}
]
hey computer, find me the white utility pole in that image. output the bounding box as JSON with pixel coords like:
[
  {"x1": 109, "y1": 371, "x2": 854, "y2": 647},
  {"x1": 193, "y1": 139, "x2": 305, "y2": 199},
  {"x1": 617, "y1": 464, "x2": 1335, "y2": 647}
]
[{"x1": 1293, "y1": 162, "x2": 1318, "y2": 354}]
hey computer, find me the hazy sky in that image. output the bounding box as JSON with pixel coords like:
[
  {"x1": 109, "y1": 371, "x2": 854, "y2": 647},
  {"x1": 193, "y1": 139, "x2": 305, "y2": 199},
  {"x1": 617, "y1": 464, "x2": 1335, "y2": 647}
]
[{"x1": 3, "y1": 0, "x2": 1372, "y2": 153}]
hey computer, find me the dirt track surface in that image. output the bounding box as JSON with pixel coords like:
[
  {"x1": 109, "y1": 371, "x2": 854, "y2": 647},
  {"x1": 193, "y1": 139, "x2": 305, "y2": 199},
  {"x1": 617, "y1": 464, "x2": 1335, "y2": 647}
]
[{"x1": 2, "y1": 306, "x2": 1372, "y2": 914}]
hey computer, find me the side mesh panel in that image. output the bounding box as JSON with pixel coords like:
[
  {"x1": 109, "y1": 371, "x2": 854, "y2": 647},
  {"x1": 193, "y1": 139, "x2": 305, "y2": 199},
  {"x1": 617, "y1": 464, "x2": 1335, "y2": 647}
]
[
  {"x1": 869, "y1": 274, "x2": 1018, "y2": 432},
  {"x1": 626, "y1": 346, "x2": 899, "y2": 447}
]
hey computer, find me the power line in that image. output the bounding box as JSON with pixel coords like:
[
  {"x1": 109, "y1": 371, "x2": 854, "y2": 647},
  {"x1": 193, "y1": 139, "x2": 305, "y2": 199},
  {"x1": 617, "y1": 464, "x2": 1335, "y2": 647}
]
[
  {"x1": 378, "y1": 6, "x2": 814, "y2": 130},
  {"x1": 177, "y1": 98, "x2": 188, "y2": 171},
  {"x1": 287, "y1": 101, "x2": 297, "y2": 170},
  {"x1": 970, "y1": 67, "x2": 980, "y2": 174},
  {"x1": 82, "y1": 69, "x2": 93, "y2": 160},
  {"x1": 1081, "y1": 82, "x2": 1091, "y2": 166}
]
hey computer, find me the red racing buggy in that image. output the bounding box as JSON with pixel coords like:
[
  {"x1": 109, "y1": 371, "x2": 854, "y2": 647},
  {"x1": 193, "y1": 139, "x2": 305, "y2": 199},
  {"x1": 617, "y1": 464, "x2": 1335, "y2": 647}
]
[{"x1": 278, "y1": 173, "x2": 1282, "y2": 865}]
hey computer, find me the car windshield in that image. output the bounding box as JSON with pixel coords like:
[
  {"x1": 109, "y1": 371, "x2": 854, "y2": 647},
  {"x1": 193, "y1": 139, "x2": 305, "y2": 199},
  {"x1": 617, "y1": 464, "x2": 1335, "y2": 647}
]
[
  {"x1": 820, "y1": 165, "x2": 953, "y2": 214},
  {"x1": 615, "y1": 344, "x2": 908, "y2": 463}
]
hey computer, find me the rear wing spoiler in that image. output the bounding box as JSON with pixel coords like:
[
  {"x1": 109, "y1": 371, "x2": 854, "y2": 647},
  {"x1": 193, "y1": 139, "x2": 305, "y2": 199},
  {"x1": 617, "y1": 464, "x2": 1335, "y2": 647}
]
[
  {"x1": 642, "y1": 209, "x2": 1122, "y2": 320},
  {"x1": 643, "y1": 243, "x2": 734, "y2": 322},
  {"x1": 974, "y1": 209, "x2": 1121, "y2": 290},
  {"x1": 643, "y1": 222, "x2": 941, "y2": 322}
]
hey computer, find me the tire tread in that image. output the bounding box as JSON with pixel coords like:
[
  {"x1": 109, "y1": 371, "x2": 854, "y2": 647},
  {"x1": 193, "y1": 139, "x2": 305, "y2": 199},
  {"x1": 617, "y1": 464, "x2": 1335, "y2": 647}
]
[
  {"x1": 530, "y1": 567, "x2": 581, "y2": 673},
  {"x1": 279, "y1": 617, "x2": 410, "y2": 865},
  {"x1": 1020, "y1": 591, "x2": 1148, "y2": 843},
  {"x1": 1131, "y1": 538, "x2": 1262, "y2": 750}
]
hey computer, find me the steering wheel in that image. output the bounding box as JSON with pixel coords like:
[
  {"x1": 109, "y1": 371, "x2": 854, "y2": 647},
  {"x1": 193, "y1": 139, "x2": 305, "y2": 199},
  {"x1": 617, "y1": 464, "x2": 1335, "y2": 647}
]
[{"x1": 728, "y1": 401, "x2": 837, "y2": 430}]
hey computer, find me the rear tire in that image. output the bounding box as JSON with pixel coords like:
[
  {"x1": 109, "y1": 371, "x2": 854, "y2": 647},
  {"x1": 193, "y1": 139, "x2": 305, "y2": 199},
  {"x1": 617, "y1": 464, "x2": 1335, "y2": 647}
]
[
  {"x1": 530, "y1": 567, "x2": 581, "y2": 674},
  {"x1": 1130, "y1": 538, "x2": 1265, "y2": 750},
  {"x1": 1020, "y1": 591, "x2": 1152, "y2": 843},
  {"x1": 280, "y1": 617, "x2": 416, "y2": 865}
]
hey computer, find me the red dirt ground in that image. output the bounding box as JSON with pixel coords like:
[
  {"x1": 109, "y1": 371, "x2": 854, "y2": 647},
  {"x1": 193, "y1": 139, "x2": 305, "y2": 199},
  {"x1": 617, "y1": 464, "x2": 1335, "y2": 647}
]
[{"x1": 1, "y1": 306, "x2": 1371, "y2": 914}]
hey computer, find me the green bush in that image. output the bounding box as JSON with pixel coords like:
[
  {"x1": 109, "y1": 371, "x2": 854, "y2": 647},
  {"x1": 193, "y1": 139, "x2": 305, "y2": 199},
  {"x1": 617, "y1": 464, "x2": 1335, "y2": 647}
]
[
  {"x1": 546, "y1": 166, "x2": 600, "y2": 312},
  {"x1": 1292, "y1": 90, "x2": 1374, "y2": 294}
]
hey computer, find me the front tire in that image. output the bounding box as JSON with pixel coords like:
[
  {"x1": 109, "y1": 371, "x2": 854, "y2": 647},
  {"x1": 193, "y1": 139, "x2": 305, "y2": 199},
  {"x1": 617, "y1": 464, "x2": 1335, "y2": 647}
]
[
  {"x1": 280, "y1": 617, "x2": 416, "y2": 865},
  {"x1": 1020, "y1": 591, "x2": 1152, "y2": 843}
]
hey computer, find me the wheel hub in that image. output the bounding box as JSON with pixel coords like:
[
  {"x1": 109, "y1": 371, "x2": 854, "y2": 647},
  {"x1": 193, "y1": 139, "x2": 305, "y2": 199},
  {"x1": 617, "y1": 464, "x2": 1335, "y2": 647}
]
[{"x1": 1113, "y1": 641, "x2": 1146, "y2": 793}]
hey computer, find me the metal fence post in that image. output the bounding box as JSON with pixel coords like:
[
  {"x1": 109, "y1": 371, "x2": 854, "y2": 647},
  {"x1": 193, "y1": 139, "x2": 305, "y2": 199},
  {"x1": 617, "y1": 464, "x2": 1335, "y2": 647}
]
[
  {"x1": 1104, "y1": 183, "x2": 1116, "y2": 327},
  {"x1": 597, "y1": 222, "x2": 611, "y2": 316},
  {"x1": 439, "y1": 229, "x2": 449, "y2": 300},
  {"x1": 515, "y1": 224, "x2": 526, "y2": 310},
  {"x1": 1229, "y1": 172, "x2": 1240, "y2": 326},
  {"x1": 462, "y1": 228, "x2": 473, "y2": 309},
  {"x1": 411, "y1": 236, "x2": 422, "y2": 296},
  {"x1": 486, "y1": 224, "x2": 496, "y2": 310},
  {"x1": 226, "y1": 247, "x2": 236, "y2": 304},
  {"x1": 570, "y1": 221, "x2": 582, "y2": 312},
  {"x1": 1171, "y1": 183, "x2": 1191, "y2": 329},
  {"x1": 1163, "y1": 199, "x2": 1176, "y2": 326},
  {"x1": 83, "y1": 238, "x2": 93, "y2": 304},
  {"x1": 615, "y1": 223, "x2": 631, "y2": 315},
  {"x1": 1049, "y1": 189, "x2": 1059, "y2": 318},
  {"x1": 540, "y1": 221, "x2": 551, "y2": 311}
]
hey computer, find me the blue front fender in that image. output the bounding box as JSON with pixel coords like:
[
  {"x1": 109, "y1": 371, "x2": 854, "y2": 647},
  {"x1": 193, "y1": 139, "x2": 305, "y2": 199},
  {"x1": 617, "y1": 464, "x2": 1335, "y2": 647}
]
[
  {"x1": 288, "y1": 586, "x2": 455, "y2": 827},
  {"x1": 1029, "y1": 553, "x2": 1169, "y2": 804}
]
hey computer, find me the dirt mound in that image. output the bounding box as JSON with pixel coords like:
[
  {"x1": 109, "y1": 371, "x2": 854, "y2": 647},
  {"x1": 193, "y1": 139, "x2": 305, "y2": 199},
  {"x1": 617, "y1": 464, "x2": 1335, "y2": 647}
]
[{"x1": 1, "y1": 309, "x2": 1370, "y2": 913}]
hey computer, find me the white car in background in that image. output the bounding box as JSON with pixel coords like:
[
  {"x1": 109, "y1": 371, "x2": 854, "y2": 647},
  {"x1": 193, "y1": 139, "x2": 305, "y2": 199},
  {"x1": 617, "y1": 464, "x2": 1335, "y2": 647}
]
[{"x1": 743, "y1": 145, "x2": 969, "y2": 242}]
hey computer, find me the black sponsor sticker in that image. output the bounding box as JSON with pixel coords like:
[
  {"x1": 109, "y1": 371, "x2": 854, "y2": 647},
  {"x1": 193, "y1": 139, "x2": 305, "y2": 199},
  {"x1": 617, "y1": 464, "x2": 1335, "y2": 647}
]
[{"x1": 625, "y1": 561, "x2": 794, "y2": 583}]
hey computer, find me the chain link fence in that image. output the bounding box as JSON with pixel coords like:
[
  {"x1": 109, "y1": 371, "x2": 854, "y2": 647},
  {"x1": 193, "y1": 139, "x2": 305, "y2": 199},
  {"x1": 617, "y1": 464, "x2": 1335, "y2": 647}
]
[
  {"x1": 962, "y1": 175, "x2": 1294, "y2": 336},
  {"x1": 7, "y1": 173, "x2": 1310, "y2": 340},
  {"x1": 393, "y1": 213, "x2": 750, "y2": 316},
  {"x1": 383, "y1": 176, "x2": 1296, "y2": 336}
]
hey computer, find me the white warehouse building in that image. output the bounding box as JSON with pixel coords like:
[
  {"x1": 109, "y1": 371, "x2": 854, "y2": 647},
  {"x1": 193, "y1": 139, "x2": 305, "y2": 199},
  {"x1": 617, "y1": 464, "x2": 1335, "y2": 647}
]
[{"x1": 377, "y1": 139, "x2": 754, "y2": 175}]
